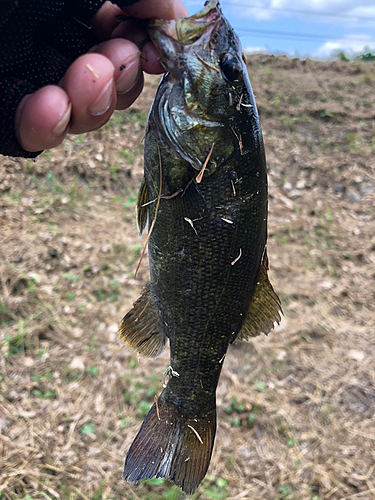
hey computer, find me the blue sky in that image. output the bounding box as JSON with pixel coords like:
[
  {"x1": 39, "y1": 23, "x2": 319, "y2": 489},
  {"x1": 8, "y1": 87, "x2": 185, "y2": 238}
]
[{"x1": 183, "y1": 0, "x2": 375, "y2": 58}]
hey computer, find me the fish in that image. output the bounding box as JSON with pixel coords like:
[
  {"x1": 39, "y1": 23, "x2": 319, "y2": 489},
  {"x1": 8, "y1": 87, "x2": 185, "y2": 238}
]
[{"x1": 117, "y1": 0, "x2": 281, "y2": 494}]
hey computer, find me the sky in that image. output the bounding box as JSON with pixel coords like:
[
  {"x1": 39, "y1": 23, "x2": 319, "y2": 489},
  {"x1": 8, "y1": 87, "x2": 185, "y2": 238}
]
[{"x1": 183, "y1": 0, "x2": 375, "y2": 59}]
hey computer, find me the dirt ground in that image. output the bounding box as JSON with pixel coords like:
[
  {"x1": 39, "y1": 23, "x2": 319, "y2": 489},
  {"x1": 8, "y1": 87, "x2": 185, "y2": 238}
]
[{"x1": 0, "y1": 54, "x2": 374, "y2": 500}]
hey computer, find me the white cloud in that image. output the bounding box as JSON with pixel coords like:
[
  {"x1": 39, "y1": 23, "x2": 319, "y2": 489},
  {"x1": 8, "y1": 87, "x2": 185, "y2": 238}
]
[
  {"x1": 230, "y1": 0, "x2": 274, "y2": 20},
  {"x1": 244, "y1": 46, "x2": 269, "y2": 53},
  {"x1": 227, "y1": 0, "x2": 375, "y2": 25},
  {"x1": 314, "y1": 33, "x2": 375, "y2": 58}
]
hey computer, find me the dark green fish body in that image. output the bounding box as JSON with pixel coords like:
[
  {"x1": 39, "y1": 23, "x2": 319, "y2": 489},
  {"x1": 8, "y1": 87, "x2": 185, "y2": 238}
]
[{"x1": 118, "y1": 0, "x2": 281, "y2": 493}]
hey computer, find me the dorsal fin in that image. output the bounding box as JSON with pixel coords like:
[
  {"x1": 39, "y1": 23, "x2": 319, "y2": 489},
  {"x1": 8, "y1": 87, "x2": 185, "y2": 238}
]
[
  {"x1": 118, "y1": 285, "x2": 167, "y2": 359},
  {"x1": 136, "y1": 177, "x2": 149, "y2": 236},
  {"x1": 234, "y1": 250, "x2": 282, "y2": 342}
]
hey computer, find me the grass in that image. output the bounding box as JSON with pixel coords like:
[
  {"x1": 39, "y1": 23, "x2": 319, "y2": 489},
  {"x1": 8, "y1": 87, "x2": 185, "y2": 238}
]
[
  {"x1": 32, "y1": 388, "x2": 58, "y2": 399},
  {"x1": 80, "y1": 422, "x2": 96, "y2": 435}
]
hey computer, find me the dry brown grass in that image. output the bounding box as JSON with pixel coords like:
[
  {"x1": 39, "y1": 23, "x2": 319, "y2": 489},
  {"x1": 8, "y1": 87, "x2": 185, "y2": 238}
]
[{"x1": 1, "y1": 56, "x2": 374, "y2": 500}]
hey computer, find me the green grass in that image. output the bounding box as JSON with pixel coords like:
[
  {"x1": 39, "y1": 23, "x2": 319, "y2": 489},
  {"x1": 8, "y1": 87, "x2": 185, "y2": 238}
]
[
  {"x1": 0, "y1": 301, "x2": 13, "y2": 323},
  {"x1": 86, "y1": 366, "x2": 99, "y2": 377},
  {"x1": 4, "y1": 323, "x2": 29, "y2": 355},
  {"x1": 80, "y1": 422, "x2": 96, "y2": 435},
  {"x1": 33, "y1": 389, "x2": 58, "y2": 400},
  {"x1": 62, "y1": 273, "x2": 80, "y2": 282},
  {"x1": 63, "y1": 367, "x2": 82, "y2": 383},
  {"x1": 123, "y1": 193, "x2": 138, "y2": 208},
  {"x1": 118, "y1": 149, "x2": 139, "y2": 165},
  {"x1": 200, "y1": 476, "x2": 229, "y2": 500},
  {"x1": 137, "y1": 400, "x2": 153, "y2": 418},
  {"x1": 256, "y1": 381, "x2": 267, "y2": 392},
  {"x1": 32, "y1": 370, "x2": 53, "y2": 383},
  {"x1": 65, "y1": 291, "x2": 75, "y2": 302}
]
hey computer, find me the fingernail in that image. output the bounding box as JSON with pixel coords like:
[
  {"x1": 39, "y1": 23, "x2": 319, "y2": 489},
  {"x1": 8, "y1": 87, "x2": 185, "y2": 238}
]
[
  {"x1": 89, "y1": 79, "x2": 113, "y2": 116},
  {"x1": 116, "y1": 60, "x2": 141, "y2": 95},
  {"x1": 52, "y1": 102, "x2": 71, "y2": 136}
]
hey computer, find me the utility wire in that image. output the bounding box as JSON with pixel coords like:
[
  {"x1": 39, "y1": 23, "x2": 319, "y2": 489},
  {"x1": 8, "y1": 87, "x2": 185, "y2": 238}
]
[
  {"x1": 227, "y1": 2, "x2": 375, "y2": 22},
  {"x1": 184, "y1": 1, "x2": 375, "y2": 22},
  {"x1": 233, "y1": 27, "x2": 375, "y2": 44},
  {"x1": 183, "y1": 1, "x2": 375, "y2": 45}
]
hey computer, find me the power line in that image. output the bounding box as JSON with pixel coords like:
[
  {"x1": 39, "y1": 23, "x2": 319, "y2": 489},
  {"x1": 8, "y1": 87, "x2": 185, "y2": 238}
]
[
  {"x1": 233, "y1": 27, "x2": 375, "y2": 45},
  {"x1": 184, "y1": 1, "x2": 375, "y2": 22},
  {"x1": 227, "y1": 2, "x2": 375, "y2": 22},
  {"x1": 183, "y1": 1, "x2": 375, "y2": 45}
]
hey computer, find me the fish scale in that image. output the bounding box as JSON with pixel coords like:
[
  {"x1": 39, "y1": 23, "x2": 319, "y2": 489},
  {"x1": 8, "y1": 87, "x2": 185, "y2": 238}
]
[{"x1": 117, "y1": 0, "x2": 281, "y2": 493}]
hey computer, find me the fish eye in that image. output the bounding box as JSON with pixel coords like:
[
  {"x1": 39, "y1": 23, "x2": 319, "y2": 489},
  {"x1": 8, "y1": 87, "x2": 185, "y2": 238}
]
[{"x1": 219, "y1": 54, "x2": 241, "y2": 83}]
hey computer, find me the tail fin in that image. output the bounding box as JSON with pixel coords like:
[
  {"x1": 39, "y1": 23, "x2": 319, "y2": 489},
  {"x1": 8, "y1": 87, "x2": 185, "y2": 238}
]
[{"x1": 123, "y1": 391, "x2": 216, "y2": 494}]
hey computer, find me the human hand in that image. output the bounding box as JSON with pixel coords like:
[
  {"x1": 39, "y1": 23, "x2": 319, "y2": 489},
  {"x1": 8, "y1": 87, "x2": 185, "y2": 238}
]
[{"x1": 13, "y1": 0, "x2": 188, "y2": 154}]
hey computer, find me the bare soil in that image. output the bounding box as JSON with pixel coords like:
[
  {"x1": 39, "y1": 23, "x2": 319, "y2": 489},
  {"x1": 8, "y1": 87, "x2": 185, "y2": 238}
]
[{"x1": 0, "y1": 55, "x2": 374, "y2": 500}]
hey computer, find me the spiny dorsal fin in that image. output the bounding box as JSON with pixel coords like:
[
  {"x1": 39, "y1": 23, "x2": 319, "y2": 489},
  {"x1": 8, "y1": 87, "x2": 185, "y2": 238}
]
[
  {"x1": 234, "y1": 251, "x2": 282, "y2": 342},
  {"x1": 136, "y1": 177, "x2": 149, "y2": 236},
  {"x1": 118, "y1": 285, "x2": 167, "y2": 359}
]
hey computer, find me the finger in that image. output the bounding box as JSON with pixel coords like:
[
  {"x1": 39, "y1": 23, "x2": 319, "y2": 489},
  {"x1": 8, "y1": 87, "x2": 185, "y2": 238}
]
[
  {"x1": 15, "y1": 86, "x2": 71, "y2": 152},
  {"x1": 117, "y1": 70, "x2": 144, "y2": 109},
  {"x1": 111, "y1": 19, "x2": 164, "y2": 74},
  {"x1": 91, "y1": 1, "x2": 124, "y2": 40},
  {"x1": 120, "y1": 0, "x2": 189, "y2": 19},
  {"x1": 89, "y1": 38, "x2": 144, "y2": 109},
  {"x1": 94, "y1": 1, "x2": 189, "y2": 75},
  {"x1": 59, "y1": 53, "x2": 116, "y2": 134}
]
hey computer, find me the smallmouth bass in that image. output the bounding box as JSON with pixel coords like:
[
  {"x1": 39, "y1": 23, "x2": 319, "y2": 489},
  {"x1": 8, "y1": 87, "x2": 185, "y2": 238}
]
[{"x1": 118, "y1": 0, "x2": 281, "y2": 493}]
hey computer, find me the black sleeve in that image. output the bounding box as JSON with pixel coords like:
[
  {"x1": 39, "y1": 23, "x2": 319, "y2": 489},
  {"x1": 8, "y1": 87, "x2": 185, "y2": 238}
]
[{"x1": 0, "y1": 0, "x2": 105, "y2": 158}]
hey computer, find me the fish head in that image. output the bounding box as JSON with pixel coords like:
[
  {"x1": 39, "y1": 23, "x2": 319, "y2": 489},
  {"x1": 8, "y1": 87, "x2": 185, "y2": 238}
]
[{"x1": 147, "y1": 0, "x2": 255, "y2": 172}]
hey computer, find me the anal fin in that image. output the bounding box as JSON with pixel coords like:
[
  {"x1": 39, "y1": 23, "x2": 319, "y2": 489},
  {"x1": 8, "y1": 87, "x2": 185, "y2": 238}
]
[
  {"x1": 235, "y1": 250, "x2": 282, "y2": 341},
  {"x1": 136, "y1": 177, "x2": 149, "y2": 236},
  {"x1": 118, "y1": 285, "x2": 167, "y2": 359}
]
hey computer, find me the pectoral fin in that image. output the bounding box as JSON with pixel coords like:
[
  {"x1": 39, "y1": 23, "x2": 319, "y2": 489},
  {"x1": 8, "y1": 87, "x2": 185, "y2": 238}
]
[
  {"x1": 136, "y1": 177, "x2": 149, "y2": 236},
  {"x1": 118, "y1": 285, "x2": 167, "y2": 359},
  {"x1": 234, "y1": 251, "x2": 282, "y2": 342}
]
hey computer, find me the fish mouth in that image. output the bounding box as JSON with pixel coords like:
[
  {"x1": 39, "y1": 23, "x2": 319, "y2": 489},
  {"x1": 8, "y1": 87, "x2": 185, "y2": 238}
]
[
  {"x1": 146, "y1": 0, "x2": 227, "y2": 170},
  {"x1": 147, "y1": 0, "x2": 222, "y2": 58}
]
